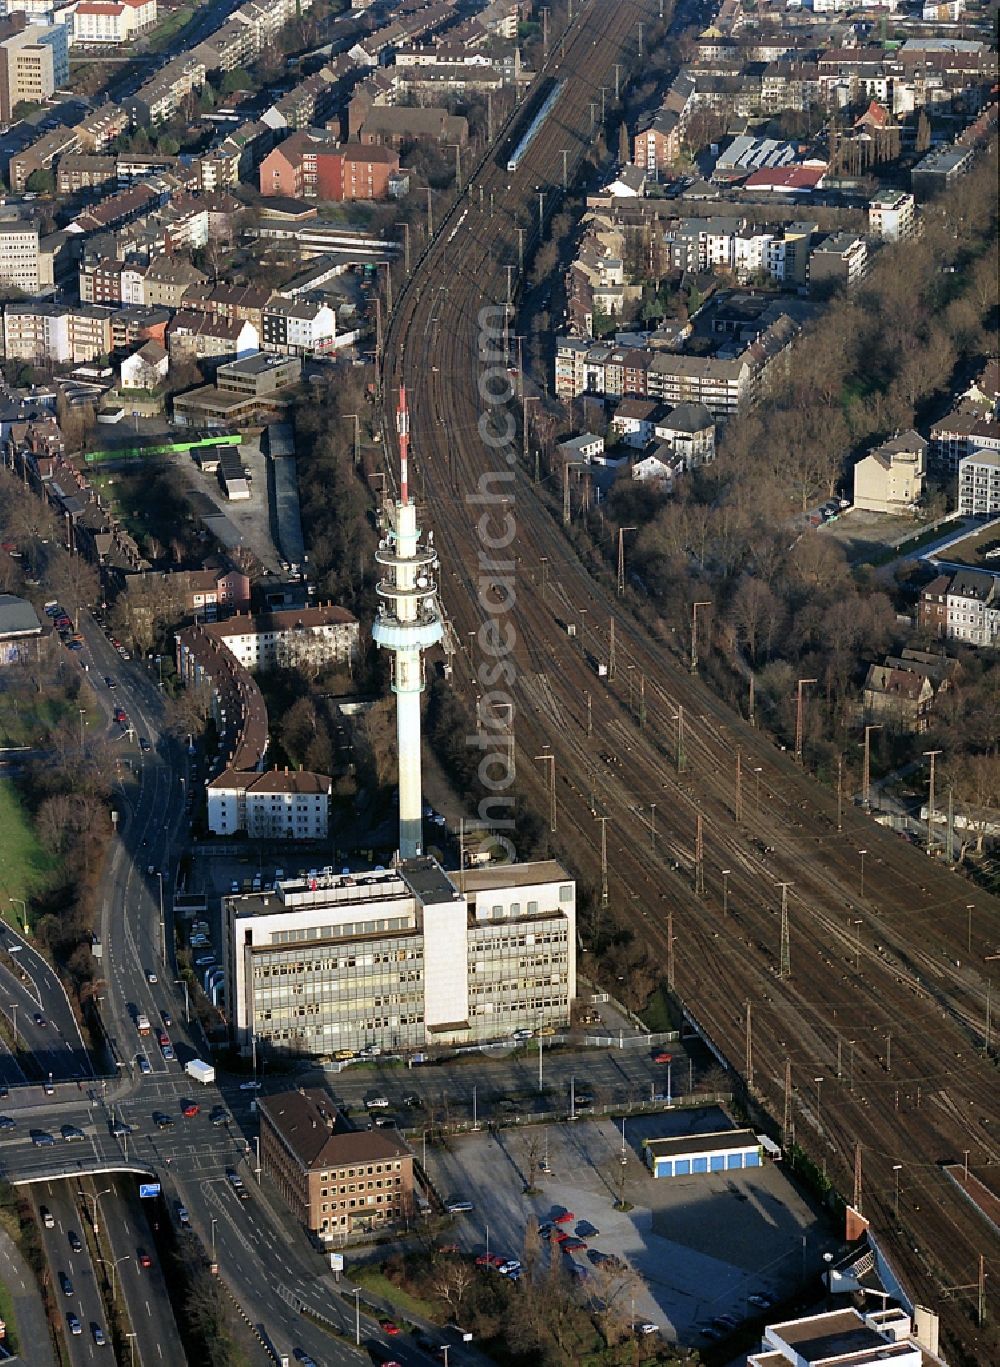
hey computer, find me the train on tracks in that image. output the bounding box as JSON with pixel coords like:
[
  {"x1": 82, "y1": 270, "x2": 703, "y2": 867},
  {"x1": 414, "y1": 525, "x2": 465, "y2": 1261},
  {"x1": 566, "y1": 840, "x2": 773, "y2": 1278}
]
[{"x1": 503, "y1": 78, "x2": 565, "y2": 172}]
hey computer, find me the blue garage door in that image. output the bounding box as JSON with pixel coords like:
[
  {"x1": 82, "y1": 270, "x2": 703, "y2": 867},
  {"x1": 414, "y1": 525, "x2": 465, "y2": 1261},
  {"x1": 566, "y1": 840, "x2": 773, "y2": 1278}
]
[
  {"x1": 745, "y1": 1151, "x2": 761, "y2": 1167},
  {"x1": 656, "y1": 1159, "x2": 673, "y2": 1178},
  {"x1": 710, "y1": 1155, "x2": 726, "y2": 1172},
  {"x1": 692, "y1": 1156, "x2": 709, "y2": 1173},
  {"x1": 675, "y1": 1159, "x2": 690, "y2": 1176},
  {"x1": 727, "y1": 1153, "x2": 743, "y2": 1169}
]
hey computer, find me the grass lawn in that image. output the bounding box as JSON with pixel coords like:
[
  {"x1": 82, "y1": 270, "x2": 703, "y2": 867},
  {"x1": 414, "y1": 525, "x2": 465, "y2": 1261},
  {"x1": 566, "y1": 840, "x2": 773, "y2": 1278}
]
[
  {"x1": 146, "y1": 2, "x2": 197, "y2": 51},
  {"x1": 0, "y1": 1278, "x2": 18, "y2": 1354},
  {"x1": 0, "y1": 688, "x2": 100, "y2": 749},
  {"x1": 352, "y1": 1265, "x2": 439, "y2": 1321},
  {"x1": 0, "y1": 779, "x2": 57, "y2": 922}
]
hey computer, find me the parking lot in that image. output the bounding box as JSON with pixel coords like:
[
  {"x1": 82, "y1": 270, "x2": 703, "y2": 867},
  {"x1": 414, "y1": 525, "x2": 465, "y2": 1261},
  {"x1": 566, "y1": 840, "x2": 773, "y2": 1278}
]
[{"x1": 423, "y1": 1109, "x2": 840, "y2": 1351}]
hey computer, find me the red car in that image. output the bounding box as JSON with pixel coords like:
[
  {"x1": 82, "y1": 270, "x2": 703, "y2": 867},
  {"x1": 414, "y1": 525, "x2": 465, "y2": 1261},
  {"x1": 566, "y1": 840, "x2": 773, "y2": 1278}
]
[
  {"x1": 158, "y1": 1032, "x2": 169, "y2": 1048},
  {"x1": 653, "y1": 1051, "x2": 673, "y2": 1064},
  {"x1": 182, "y1": 1102, "x2": 199, "y2": 1118},
  {"x1": 437, "y1": 1243, "x2": 460, "y2": 1254},
  {"x1": 561, "y1": 1238, "x2": 587, "y2": 1252},
  {"x1": 475, "y1": 1253, "x2": 503, "y2": 1268},
  {"x1": 138, "y1": 1250, "x2": 152, "y2": 1270},
  {"x1": 380, "y1": 1319, "x2": 399, "y2": 1336},
  {"x1": 552, "y1": 1230, "x2": 570, "y2": 1243},
  {"x1": 553, "y1": 1210, "x2": 575, "y2": 1225},
  {"x1": 114, "y1": 708, "x2": 128, "y2": 725}
]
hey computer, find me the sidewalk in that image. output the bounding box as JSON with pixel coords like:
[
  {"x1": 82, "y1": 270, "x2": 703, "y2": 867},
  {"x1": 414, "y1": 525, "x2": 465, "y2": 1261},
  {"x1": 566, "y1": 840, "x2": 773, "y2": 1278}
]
[{"x1": 0, "y1": 1226, "x2": 57, "y2": 1367}]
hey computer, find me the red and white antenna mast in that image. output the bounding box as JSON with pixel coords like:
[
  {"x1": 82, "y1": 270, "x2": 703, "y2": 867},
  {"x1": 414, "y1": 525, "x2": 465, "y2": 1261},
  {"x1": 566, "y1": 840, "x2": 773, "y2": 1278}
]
[{"x1": 397, "y1": 384, "x2": 410, "y2": 505}]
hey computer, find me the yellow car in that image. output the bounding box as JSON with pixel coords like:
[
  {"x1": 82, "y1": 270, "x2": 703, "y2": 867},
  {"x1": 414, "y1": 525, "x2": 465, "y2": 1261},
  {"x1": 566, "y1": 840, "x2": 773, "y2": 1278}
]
[
  {"x1": 335, "y1": 1049, "x2": 355, "y2": 1060},
  {"x1": 536, "y1": 1026, "x2": 556, "y2": 1037}
]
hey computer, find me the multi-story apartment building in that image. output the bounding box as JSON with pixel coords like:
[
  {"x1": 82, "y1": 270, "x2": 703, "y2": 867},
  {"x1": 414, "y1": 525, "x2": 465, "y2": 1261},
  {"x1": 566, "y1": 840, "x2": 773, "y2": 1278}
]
[
  {"x1": 633, "y1": 107, "x2": 681, "y2": 174},
  {"x1": 128, "y1": 53, "x2": 205, "y2": 125},
  {"x1": 930, "y1": 411, "x2": 1000, "y2": 472},
  {"x1": 868, "y1": 189, "x2": 916, "y2": 242},
  {"x1": 75, "y1": 101, "x2": 130, "y2": 151},
  {"x1": 957, "y1": 450, "x2": 1000, "y2": 516},
  {"x1": 3, "y1": 301, "x2": 70, "y2": 363},
  {"x1": 207, "y1": 767, "x2": 332, "y2": 839},
  {"x1": 79, "y1": 259, "x2": 147, "y2": 307},
  {"x1": 853, "y1": 430, "x2": 926, "y2": 514},
  {"x1": 809, "y1": 232, "x2": 868, "y2": 290},
  {"x1": 224, "y1": 857, "x2": 577, "y2": 1055},
  {"x1": 143, "y1": 257, "x2": 206, "y2": 309},
  {"x1": 66, "y1": 304, "x2": 113, "y2": 362},
  {"x1": 0, "y1": 19, "x2": 68, "y2": 121},
  {"x1": 259, "y1": 1088, "x2": 414, "y2": 1241},
  {"x1": 202, "y1": 604, "x2": 359, "y2": 673},
  {"x1": 9, "y1": 125, "x2": 80, "y2": 192},
  {"x1": 57, "y1": 154, "x2": 118, "y2": 196},
  {"x1": 0, "y1": 222, "x2": 41, "y2": 294},
  {"x1": 260, "y1": 297, "x2": 337, "y2": 359},
  {"x1": 69, "y1": 0, "x2": 157, "y2": 44},
  {"x1": 258, "y1": 131, "x2": 400, "y2": 201},
  {"x1": 946, "y1": 569, "x2": 1000, "y2": 647}
]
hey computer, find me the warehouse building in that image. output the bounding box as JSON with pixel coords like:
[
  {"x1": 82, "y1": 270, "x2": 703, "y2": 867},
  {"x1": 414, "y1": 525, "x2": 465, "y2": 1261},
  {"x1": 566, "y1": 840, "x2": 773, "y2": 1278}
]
[
  {"x1": 224, "y1": 857, "x2": 576, "y2": 1056},
  {"x1": 643, "y1": 1128, "x2": 762, "y2": 1178}
]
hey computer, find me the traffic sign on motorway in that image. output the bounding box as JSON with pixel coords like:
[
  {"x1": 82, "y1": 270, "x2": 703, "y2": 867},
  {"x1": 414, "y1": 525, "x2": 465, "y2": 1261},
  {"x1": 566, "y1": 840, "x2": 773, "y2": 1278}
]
[{"x1": 139, "y1": 1183, "x2": 161, "y2": 1198}]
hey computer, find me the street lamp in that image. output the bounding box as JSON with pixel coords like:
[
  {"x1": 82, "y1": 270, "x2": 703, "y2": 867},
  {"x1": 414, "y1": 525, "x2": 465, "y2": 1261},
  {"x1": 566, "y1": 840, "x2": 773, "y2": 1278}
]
[
  {"x1": 86, "y1": 1187, "x2": 112, "y2": 1236},
  {"x1": 156, "y1": 871, "x2": 165, "y2": 964},
  {"x1": 353, "y1": 1287, "x2": 361, "y2": 1346},
  {"x1": 9, "y1": 897, "x2": 27, "y2": 934},
  {"x1": 892, "y1": 1163, "x2": 902, "y2": 1219},
  {"x1": 858, "y1": 849, "x2": 867, "y2": 901},
  {"x1": 210, "y1": 1217, "x2": 217, "y2": 1257},
  {"x1": 966, "y1": 903, "x2": 974, "y2": 955},
  {"x1": 795, "y1": 678, "x2": 817, "y2": 762},
  {"x1": 752, "y1": 766, "x2": 762, "y2": 811},
  {"x1": 721, "y1": 869, "x2": 731, "y2": 918},
  {"x1": 852, "y1": 918, "x2": 863, "y2": 971},
  {"x1": 97, "y1": 1255, "x2": 131, "y2": 1301},
  {"x1": 173, "y1": 978, "x2": 190, "y2": 1024},
  {"x1": 814, "y1": 1076, "x2": 823, "y2": 1131}
]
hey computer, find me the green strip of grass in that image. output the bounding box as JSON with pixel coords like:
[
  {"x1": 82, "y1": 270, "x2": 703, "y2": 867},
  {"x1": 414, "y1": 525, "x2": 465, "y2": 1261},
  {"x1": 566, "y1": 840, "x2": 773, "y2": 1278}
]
[
  {"x1": 352, "y1": 1266, "x2": 438, "y2": 1320},
  {"x1": 0, "y1": 1277, "x2": 19, "y2": 1353},
  {"x1": 0, "y1": 779, "x2": 56, "y2": 918}
]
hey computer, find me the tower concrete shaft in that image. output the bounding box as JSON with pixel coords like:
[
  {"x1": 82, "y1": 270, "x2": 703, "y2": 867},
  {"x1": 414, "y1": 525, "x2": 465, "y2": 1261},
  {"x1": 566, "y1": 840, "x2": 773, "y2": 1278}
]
[{"x1": 372, "y1": 385, "x2": 443, "y2": 858}]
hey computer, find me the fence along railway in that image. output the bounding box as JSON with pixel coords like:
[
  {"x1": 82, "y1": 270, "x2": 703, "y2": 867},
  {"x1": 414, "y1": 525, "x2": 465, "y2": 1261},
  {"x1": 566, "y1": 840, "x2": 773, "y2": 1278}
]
[{"x1": 382, "y1": 0, "x2": 1000, "y2": 1357}]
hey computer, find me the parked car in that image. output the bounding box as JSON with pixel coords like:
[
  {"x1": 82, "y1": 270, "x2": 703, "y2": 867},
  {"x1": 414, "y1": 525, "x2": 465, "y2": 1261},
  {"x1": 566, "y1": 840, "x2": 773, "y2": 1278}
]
[
  {"x1": 137, "y1": 1054, "x2": 151, "y2": 1075},
  {"x1": 446, "y1": 1199, "x2": 473, "y2": 1213}
]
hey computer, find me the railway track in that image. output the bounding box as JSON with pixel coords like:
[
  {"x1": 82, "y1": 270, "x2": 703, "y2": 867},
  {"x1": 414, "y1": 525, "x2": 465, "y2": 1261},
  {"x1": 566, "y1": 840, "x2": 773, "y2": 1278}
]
[{"x1": 381, "y1": 0, "x2": 1000, "y2": 1355}]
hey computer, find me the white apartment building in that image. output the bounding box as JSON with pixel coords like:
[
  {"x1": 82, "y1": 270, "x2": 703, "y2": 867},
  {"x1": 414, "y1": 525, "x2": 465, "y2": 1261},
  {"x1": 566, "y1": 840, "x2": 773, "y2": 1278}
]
[
  {"x1": 225, "y1": 858, "x2": 577, "y2": 1055},
  {"x1": 957, "y1": 449, "x2": 1000, "y2": 516},
  {"x1": 0, "y1": 222, "x2": 40, "y2": 294},
  {"x1": 261, "y1": 297, "x2": 337, "y2": 359},
  {"x1": 68, "y1": 0, "x2": 157, "y2": 45},
  {"x1": 206, "y1": 605, "x2": 360, "y2": 673},
  {"x1": 945, "y1": 569, "x2": 1000, "y2": 647},
  {"x1": 207, "y1": 767, "x2": 332, "y2": 839},
  {"x1": 869, "y1": 190, "x2": 916, "y2": 242},
  {"x1": 3, "y1": 302, "x2": 70, "y2": 364}
]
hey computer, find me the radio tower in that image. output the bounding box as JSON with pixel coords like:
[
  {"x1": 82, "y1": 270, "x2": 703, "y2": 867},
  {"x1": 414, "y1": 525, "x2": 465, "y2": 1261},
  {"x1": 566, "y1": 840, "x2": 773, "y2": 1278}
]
[{"x1": 372, "y1": 385, "x2": 443, "y2": 859}]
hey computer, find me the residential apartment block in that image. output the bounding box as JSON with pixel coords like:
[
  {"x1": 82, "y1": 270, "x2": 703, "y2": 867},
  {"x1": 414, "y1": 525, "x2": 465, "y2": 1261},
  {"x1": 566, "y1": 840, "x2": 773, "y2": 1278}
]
[
  {"x1": 957, "y1": 450, "x2": 1000, "y2": 516},
  {"x1": 868, "y1": 189, "x2": 916, "y2": 242},
  {"x1": 633, "y1": 107, "x2": 681, "y2": 174},
  {"x1": 207, "y1": 767, "x2": 332, "y2": 840},
  {"x1": 224, "y1": 857, "x2": 577, "y2": 1055},
  {"x1": 0, "y1": 221, "x2": 41, "y2": 294},
  {"x1": 201, "y1": 604, "x2": 359, "y2": 673},
  {"x1": 853, "y1": 430, "x2": 926, "y2": 514},
  {"x1": 920, "y1": 570, "x2": 1000, "y2": 648},
  {"x1": 3, "y1": 301, "x2": 113, "y2": 364},
  {"x1": 259, "y1": 1088, "x2": 414, "y2": 1240},
  {"x1": 0, "y1": 18, "x2": 68, "y2": 122},
  {"x1": 260, "y1": 296, "x2": 337, "y2": 359},
  {"x1": 68, "y1": 0, "x2": 157, "y2": 45},
  {"x1": 258, "y1": 130, "x2": 400, "y2": 201}
]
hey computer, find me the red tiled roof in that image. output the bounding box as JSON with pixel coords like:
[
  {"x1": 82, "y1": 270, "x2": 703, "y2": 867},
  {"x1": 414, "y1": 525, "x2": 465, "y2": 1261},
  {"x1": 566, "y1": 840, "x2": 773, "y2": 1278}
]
[{"x1": 743, "y1": 165, "x2": 826, "y2": 191}]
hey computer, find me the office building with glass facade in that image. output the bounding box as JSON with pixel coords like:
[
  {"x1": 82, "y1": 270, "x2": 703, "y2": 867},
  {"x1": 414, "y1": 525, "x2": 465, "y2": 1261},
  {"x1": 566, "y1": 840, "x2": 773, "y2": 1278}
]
[{"x1": 225, "y1": 857, "x2": 576, "y2": 1055}]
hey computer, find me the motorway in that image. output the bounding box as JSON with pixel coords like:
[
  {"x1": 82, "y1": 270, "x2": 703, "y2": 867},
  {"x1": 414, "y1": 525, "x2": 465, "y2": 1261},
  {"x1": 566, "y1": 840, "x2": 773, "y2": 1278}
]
[
  {"x1": 383, "y1": 0, "x2": 1000, "y2": 1357},
  {"x1": 32, "y1": 1180, "x2": 110, "y2": 1363}
]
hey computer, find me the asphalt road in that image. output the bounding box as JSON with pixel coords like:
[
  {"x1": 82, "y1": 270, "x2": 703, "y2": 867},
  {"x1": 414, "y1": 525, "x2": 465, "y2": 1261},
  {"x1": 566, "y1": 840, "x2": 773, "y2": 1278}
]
[
  {"x1": 0, "y1": 921, "x2": 91, "y2": 1084},
  {"x1": 96, "y1": 1177, "x2": 180, "y2": 1367},
  {"x1": 32, "y1": 1180, "x2": 110, "y2": 1365}
]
